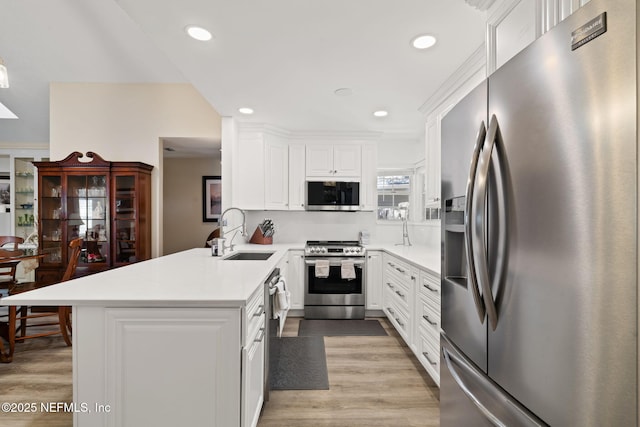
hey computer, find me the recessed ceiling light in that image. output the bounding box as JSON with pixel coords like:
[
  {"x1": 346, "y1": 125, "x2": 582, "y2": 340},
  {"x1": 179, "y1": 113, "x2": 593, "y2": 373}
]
[
  {"x1": 238, "y1": 107, "x2": 254, "y2": 115},
  {"x1": 412, "y1": 34, "x2": 437, "y2": 50},
  {"x1": 185, "y1": 25, "x2": 213, "y2": 41},
  {"x1": 334, "y1": 88, "x2": 354, "y2": 97},
  {"x1": 373, "y1": 110, "x2": 388, "y2": 117}
]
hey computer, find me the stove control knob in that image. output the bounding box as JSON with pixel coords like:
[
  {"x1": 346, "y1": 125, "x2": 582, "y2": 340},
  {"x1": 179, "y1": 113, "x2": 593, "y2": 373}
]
[{"x1": 321, "y1": 247, "x2": 327, "y2": 254}]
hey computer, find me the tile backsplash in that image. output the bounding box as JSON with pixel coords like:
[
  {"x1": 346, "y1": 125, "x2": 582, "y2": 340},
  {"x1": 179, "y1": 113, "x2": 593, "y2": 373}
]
[{"x1": 245, "y1": 211, "x2": 440, "y2": 247}]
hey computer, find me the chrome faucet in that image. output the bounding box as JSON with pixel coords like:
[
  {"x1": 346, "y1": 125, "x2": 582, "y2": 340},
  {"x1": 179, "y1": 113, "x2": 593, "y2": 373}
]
[
  {"x1": 219, "y1": 207, "x2": 247, "y2": 254},
  {"x1": 395, "y1": 202, "x2": 412, "y2": 247}
]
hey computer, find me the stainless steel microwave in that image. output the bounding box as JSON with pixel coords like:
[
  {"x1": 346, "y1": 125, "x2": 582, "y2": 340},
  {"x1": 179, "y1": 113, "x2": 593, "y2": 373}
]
[{"x1": 306, "y1": 181, "x2": 360, "y2": 211}]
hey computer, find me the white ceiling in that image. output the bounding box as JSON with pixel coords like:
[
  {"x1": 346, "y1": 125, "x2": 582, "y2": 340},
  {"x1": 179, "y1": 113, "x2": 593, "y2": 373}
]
[{"x1": 0, "y1": 0, "x2": 486, "y2": 152}]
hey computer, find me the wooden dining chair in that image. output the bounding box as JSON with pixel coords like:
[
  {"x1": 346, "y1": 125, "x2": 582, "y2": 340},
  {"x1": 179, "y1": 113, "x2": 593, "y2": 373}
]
[
  {"x1": 204, "y1": 228, "x2": 221, "y2": 248},
  {"x1": 0, "y1": 236, "x2": 24, "y2": 288},
  {"x1": 4, "y1": 238, "x2": 83, "y2": 362}
]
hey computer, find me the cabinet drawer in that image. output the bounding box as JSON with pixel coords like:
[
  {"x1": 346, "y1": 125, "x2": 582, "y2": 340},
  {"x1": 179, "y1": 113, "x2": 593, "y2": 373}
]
[
  {"x1": 246, "y1": 313, "x2": 266, "y2": 349},
  {"x1": 384, "y1": 300, "x2": 411, "y2": 343},
  {"x1": 419, "y1": 270, "x2": 440, "y2": 306},
  {"x1": 384, "y1": 256, "x2": 414, "y2": 286},
  {"x1": 417, "y1": 331, "x2": 440, "y2": 382},
  {"x1": 383, "y1": 277, "x2": 410, "y2": 311},
  {"x1": 246, "y1": 287, "x2": 265, "y2": 348},
  {"x1": 246, "y1": 287, "x2": 264, "y2": 323},
  {"x1": 418, "y1": 297, "x2": 440, "y2": 340}
]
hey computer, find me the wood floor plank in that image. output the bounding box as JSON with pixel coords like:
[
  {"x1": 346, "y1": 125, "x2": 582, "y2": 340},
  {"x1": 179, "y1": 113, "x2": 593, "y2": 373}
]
[{"x1": 259, "y1": 317, "x2": 440, "y2": 427}]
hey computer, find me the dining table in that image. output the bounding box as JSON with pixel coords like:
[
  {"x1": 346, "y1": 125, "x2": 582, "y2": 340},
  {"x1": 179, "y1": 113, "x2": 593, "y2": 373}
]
[{"x1": 0, "y1": 247, "x2": 45, "y2": 363}]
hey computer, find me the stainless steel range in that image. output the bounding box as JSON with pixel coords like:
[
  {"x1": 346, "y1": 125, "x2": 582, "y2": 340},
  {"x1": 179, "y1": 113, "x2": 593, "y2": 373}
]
[{"x1": 304, "y1": 240, "x2": 366, "y2": 319}]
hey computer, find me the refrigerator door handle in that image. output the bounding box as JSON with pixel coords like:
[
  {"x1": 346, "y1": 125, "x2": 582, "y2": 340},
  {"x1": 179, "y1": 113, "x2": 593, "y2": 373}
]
[
  {"x1": 464, "y1": 121, "x2": 487, "y2": 323},
  {"x1": 442, "y1": 343, "x2": 505, "y2": 426},
  {"x1": 472, "y1": 115, "x2": 501, "y2": 331},
  {"x1": 441, "y1": 335, "x2": 546, "y2": 427}
]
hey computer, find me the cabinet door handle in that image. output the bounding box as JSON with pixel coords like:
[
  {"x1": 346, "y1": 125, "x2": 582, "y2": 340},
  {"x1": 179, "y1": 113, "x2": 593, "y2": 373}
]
[
  {"x1": 254, "y1": 327, "x2": 266, "y2": 343},
  {"x1": 387, "y1": 307, "x2": 395, "y2": 316},
  {"x1": 395, "y1": 290, "x2": 405, "y2": 298},
  {"x1": 395, "y1": 317, "x2": 404, "y2": 328},
  {"x1": 422, "y1": 352, "x2": 437, "y2": 366},
  {"x1": 253, "y1": 305, "x2": 264, "y2": 317},
  {"x1": 423, "y1": 283, "x2": 439, "y2": 293},
  {"x1": 395, "y1": 267, "x2": 405, "y2": 273},
  {"x1": 411, "y1": 275, "x2": 416, "y2": 280},
  {"x1": 388, "y1": 262, "x2": 395, "y2": 267},
  {"x1": 422, "y1": 314, "x2": 437, "y2": 326},
  {"x1": 386, "y1": 282, "x2": 394, "y2": 289}
]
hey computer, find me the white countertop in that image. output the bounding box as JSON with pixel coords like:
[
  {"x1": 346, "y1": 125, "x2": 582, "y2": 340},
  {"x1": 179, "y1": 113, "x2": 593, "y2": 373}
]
[
  {"x1": 0, "y1": 247, "x2": 290, "y2": 308},
  {"x1": 0, "y1": 242, "x2": 439, "y2": 308},
  {"x1": 365, "y1": 244, "x2": 440, "y2": 275}
]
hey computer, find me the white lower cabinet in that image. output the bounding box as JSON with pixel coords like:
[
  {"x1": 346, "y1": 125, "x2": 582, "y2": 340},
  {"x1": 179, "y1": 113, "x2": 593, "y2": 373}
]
[
  {"x1": 75, "y1": 306, "x2": 242, "y2": 426},
  {"x1": 242, "y1": 286, "x2": 267, "y2": 427},
  {"x1": 242, "y1": 328, "x2": 265, "y2": 427},
  {"x1": 415, "y1": 269, "x2": 441, "y2": 385},
  {"x1": 365, "y1": 250, "x2": 382, "y2": 310},
  {"x1": 382, "y1": 252, "x2": 441, "y2": 386},
  {"x1": 74, "y1": 287, "x2": 270, "y2": 427},
  {"x1": 287, "y1": 250, "x2": 305, "y2": 309}
]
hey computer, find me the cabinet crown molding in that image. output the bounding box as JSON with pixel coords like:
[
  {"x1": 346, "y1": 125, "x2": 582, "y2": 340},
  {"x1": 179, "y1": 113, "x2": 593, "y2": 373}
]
[{"x1": 418, "y1": 44, "x2": 486, "y2": 116}]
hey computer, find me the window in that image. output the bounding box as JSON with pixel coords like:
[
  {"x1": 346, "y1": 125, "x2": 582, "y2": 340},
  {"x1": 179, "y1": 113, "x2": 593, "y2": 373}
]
[{"x1": 377, "y1": 174, "x2": 411, "y2": 221}]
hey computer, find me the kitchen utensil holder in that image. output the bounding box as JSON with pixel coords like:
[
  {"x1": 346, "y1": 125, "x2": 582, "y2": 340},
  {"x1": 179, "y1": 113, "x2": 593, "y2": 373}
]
[{"x1": 249, "y1": 227, "x2": 273, "y2": 245}]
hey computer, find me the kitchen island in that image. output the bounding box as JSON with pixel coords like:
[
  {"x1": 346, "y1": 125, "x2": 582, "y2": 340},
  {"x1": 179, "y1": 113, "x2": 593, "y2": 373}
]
[{"x1": 1, "y1": 247, "x2": 290, "y2": 427}]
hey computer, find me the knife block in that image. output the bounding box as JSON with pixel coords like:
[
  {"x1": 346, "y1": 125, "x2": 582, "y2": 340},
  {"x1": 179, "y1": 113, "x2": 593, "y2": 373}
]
[{"x1": 249, "y1": 227, "x2": 273, "y2": 245}]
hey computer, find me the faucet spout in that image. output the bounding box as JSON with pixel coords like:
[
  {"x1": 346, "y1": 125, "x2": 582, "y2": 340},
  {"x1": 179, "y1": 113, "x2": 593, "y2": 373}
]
[{"x1": 219, "y1": 207, "x2": 247, "y2": 254}]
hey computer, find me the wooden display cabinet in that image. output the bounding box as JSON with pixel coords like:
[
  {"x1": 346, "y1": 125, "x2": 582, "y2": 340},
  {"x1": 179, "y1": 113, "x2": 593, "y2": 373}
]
[{"x1": 34, "y1": 152, "x2": 153, "y2": 281}]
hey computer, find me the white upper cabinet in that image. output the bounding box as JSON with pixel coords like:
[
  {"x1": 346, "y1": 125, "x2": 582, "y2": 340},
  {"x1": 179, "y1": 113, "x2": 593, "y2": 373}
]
[
  {"x1": 234, "y1": 126, "x2": 376, "y2": 211},
  {"x1": 360, "y1": 143, "x2": 377, "y2": 211},
  {"x1": 306, "y1": 144, "x2": 361, "y2": 178},
  {"x1": 424, "y1": 119, "x2": 441, "y2": 208},
  {"x1": 264, "y1": 135, "x2": 289, "y2": 210},
  {"x1": 234, "y1": 131, "x2": 289, "y2": 210},
  {"x1": 234, "y1": 135, "x2": 266, "y2": 210},
  {"x1": 288, "y1": 144, "x2": 306, "y2": 211}
]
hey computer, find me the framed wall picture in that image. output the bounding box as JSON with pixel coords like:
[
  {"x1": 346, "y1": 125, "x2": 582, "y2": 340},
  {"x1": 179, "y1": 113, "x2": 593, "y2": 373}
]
[{"x1": 202, "y1": 176, "x2": 222, "y2": 222}]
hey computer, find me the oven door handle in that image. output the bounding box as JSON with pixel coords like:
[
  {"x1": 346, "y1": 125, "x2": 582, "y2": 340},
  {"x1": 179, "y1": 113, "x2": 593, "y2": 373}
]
[{"x1": 304, "y1": 259, "x2": 365, "y2": 267}]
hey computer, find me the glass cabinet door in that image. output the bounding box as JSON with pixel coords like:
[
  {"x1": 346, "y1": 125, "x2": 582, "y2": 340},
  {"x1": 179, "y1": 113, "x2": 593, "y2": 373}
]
[
  {"x1": 40, "y1": 175, "x2": 63, "y2": 264},
  {"x1": 66, "y1": 174, "x2": 108, "y2": 265},
  {"x1": 14, "y1": 158, "x2": 35, "y2": 239},
  {"x1": 114, "y1": 175, "x2": 137, "y2": 264}
]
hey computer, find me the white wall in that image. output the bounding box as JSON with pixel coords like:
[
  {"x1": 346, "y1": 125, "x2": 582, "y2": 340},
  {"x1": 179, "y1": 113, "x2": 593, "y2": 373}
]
[
  {"x1": 377, "y1": 139, "x2": 423, "y2": 170},
  {"x1": 49, "y1": 83, "x2": 221, "y2": 257},
  {"x1": 163, "y1": 155, "x2": 221, "y2": 255}
]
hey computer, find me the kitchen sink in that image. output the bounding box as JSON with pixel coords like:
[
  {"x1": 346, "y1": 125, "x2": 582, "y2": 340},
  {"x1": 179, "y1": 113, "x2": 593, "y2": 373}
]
[{"x1": 223, "y1": 251, "x2": 275, "y2": 261}]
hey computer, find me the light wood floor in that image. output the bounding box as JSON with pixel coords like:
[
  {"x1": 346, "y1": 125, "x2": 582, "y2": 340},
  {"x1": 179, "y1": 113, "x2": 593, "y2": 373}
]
[
  {"x1": 258, "y1": 317, "x2": 440, "y2": 427},
  {"x1": 0, "y1": 333, "x2": 73, "y2": 426},
  {"x1": 0, "y1": 317, "x2": 439, "y2": 427}
]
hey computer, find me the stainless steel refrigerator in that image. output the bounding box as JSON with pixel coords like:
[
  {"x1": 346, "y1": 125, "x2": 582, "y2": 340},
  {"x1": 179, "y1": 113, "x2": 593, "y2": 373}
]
[{"x1": 440, "y1": 0, "x2": 637, "y2": 425}]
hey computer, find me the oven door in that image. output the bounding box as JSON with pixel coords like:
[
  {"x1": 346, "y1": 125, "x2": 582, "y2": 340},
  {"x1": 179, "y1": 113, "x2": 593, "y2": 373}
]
[{"x1": 304, "y1": 258, "x2": 365, "y2": 305}]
